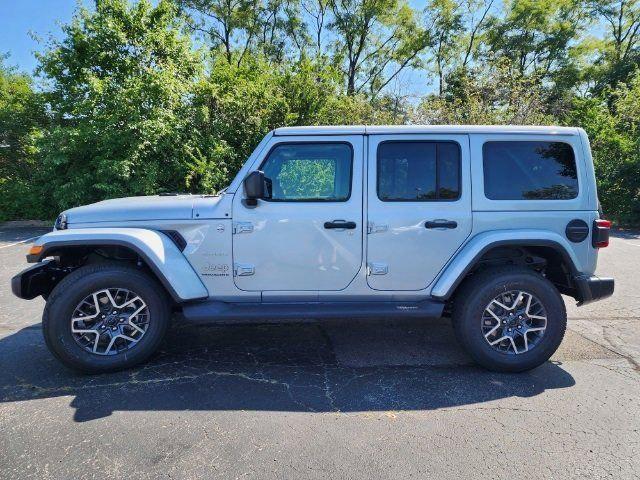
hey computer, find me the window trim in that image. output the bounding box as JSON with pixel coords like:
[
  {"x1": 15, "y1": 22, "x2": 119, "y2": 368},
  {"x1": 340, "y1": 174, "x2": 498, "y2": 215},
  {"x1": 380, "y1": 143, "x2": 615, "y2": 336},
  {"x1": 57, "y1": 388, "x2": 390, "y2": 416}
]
[
  {"x1": 482, "y1": 140, "x2": 579, "y2": 201},
  {"x1": 257, "y1": 141, "x2": 354, "y2": 203},
  {"x1": 376, "y1": 140, "x2": 462, "y2": 202}
]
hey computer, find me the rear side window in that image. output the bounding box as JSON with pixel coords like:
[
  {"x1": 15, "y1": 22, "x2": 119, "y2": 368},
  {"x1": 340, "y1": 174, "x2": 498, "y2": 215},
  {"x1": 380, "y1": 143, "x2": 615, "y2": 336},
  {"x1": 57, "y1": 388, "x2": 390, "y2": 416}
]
[
  {"x1": 483, "y1": 141, "x2": 578, "y2": 200},
  {"x1": 377, "y1": 141, "x2": 461, "y2": 201}
]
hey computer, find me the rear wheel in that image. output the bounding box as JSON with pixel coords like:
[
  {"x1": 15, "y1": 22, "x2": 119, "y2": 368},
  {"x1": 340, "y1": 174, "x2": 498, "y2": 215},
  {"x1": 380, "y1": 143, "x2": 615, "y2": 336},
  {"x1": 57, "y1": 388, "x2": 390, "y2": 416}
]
[
  {"x1": 452, "y1": 266, "x2": 566, "y2": 372},
  {"x1": 43, "y1": 263, "x2": 171, "y2": 374}
]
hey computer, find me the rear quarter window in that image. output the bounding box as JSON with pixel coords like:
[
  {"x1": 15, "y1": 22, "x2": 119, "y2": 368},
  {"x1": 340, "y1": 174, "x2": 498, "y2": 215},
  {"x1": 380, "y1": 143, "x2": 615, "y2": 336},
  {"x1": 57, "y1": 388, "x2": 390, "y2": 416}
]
[{"x1": 483, "y1": 141, "x2": 578, "y2": 200}]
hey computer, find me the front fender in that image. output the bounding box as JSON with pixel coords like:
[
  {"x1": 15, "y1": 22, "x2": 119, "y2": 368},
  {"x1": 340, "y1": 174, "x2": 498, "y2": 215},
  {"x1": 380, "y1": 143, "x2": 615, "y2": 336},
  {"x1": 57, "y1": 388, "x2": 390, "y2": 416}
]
[
  {"x1": 431, "y1": 230, "x2": 582, "y2": 300},
  {"x1": 28, "y1": 228, "x2": 208, "y2": 302}
]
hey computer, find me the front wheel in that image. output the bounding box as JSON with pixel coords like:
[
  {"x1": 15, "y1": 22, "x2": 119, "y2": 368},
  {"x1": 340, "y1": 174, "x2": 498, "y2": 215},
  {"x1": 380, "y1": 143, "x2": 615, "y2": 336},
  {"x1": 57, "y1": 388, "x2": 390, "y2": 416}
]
[
  {"x1": 43, "y1": 263, "x2": 171, "y2": 374},
  {"x1": 452, "y1": 266, "x2": 567, "y2": 373}
]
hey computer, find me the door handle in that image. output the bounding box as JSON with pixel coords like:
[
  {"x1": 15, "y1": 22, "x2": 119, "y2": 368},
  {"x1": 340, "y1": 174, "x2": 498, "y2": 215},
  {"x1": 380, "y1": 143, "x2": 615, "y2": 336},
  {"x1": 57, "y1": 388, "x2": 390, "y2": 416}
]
[
  {"x1": 324, "y1": 220, "x2": 357, "y2": 230},
  {"x1": 425, "y1": 220, "x2": 457, "y2": 229}
]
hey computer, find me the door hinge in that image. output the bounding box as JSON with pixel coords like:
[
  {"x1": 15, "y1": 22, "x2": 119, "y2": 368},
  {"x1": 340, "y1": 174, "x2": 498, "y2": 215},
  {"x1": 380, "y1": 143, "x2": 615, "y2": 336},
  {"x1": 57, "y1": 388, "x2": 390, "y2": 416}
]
[
  {"x1": 233, "y1": 222, "x2": 254, "y2": 234},
  {"x1": 367, "y1": 222, "x2": 388, "y2": 234},
  {"x1": 233, "y1": 263, "x2": 255, "y2": 276},
  {"x1": 367, "y1": 262, "x2": 389, "y2": 275}
]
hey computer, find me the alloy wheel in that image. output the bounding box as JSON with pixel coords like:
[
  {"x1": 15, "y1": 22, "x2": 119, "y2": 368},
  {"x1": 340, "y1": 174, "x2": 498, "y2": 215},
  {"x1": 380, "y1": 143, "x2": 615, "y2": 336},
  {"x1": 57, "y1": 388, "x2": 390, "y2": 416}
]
[
  {"x1": 481, "y1": 290, "x2": 547, "y2": 355},
  {"x1": 70, "y1": 288, "x2": 150, "y2": 355}
]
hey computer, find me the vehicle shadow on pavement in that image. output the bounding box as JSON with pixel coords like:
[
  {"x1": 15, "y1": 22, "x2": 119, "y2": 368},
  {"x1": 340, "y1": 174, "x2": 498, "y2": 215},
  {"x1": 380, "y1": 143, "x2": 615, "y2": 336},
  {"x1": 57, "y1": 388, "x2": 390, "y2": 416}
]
[{"x1": 0, "y1": 318, "x2": 575, "y2": 422}]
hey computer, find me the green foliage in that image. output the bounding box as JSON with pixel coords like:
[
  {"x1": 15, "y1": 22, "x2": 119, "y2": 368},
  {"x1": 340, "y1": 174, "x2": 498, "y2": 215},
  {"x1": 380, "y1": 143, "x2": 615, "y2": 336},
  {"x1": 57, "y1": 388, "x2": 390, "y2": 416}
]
[
  {"x1": 414, "y1": 61, "x2": 554, "y2": 125},
  {"x1": 184, "y1": 55, "x2": 399, "y2": 193},
  {"x1": 0, "y1": 58, "x2": 46, "y2": 221},
  {"x1": 277, "y1": 159, "x2": 336, "y2": 199},
  {"x1": 586, "y1": 0, "x2": 640, "y2": 92},
  {"x1": 486, "y1": 0, "x2": 586, "y2": 78},
  {"x1": 565, "y1": 74, "x2": 640, "y2": 225},
  {"x1": 35, "y1": 0, "x2": 202, "y2": 216},
  {"x1": 2, "y1": 0, "x2": 640, "y2": 225},
  {"x1": 329, "y1": 0, "x2": 430, "y2": 95}
]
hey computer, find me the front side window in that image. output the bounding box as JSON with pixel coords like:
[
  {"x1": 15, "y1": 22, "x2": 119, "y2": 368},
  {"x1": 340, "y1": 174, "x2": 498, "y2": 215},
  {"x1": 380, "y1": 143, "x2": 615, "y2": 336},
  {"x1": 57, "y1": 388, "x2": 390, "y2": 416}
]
[
  {"x1": 483, "y1": 141, "x2": 578, "y2": 200},
  {"x1": 261, "y1": 143, "x2": 353, "y2": 201},
  {"x1": 377, "y1": 141, "x2": 461, "y2": 201}
]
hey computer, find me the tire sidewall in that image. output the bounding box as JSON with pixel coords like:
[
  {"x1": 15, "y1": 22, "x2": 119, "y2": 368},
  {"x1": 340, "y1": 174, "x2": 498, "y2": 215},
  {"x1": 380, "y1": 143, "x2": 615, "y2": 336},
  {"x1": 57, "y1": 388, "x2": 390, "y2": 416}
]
[
  {"x1": 44, "y1": 267, "x2": 170, "y2": 373},
  {"x1": 457, "y1": 271, "x2": 566, "y2": 372}
]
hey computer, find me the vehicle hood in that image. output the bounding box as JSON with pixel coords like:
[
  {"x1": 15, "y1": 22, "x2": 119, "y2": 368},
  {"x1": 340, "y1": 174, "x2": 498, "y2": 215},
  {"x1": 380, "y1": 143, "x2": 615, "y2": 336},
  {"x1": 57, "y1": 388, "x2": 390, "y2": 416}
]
[{"x1": 63, "y1": 194, "x2": 220, "y2": 225}]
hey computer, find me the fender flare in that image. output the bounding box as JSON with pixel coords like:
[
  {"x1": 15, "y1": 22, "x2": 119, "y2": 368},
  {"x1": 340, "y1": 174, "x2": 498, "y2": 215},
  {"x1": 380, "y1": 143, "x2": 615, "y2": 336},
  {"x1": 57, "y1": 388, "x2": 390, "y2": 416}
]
[
  {"x1": 27, "y1": 228, "x2": 209, "y2": 303},
  {"x1": 431, "y1": 230, "x2": 582, "y2": 300}
]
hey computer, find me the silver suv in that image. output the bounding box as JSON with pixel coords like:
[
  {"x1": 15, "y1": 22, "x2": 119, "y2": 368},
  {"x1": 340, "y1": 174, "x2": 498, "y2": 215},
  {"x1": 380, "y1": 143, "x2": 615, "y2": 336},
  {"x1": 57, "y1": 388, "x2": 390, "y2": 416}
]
[{"x1": 12, "y1": 125, "x2": 614, "y2": 373}]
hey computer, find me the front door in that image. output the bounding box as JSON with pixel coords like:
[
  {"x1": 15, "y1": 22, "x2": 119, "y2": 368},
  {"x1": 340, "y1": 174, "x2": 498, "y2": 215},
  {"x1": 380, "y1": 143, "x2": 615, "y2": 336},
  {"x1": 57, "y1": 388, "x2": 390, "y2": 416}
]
[
  {"x1": 366, "y1": 135, "x2": 472, "y2": 291},
  {"x1": 232, "y1": 136, "x2": 364, "y2": 292}
]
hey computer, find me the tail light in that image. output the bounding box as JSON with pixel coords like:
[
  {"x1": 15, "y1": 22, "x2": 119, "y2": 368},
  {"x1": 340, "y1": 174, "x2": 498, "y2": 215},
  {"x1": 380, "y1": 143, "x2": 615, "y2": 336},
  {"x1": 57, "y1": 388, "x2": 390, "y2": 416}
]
[{"x1": 592, "y1": 219, "x2": 611, "y2": 248}]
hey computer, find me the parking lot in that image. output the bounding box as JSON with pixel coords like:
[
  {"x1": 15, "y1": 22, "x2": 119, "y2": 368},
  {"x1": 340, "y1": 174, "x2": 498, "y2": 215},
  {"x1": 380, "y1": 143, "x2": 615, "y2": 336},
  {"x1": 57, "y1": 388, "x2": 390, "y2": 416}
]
[{"x1": 0, "y1": 224, "x2": 638, "y2": 479}]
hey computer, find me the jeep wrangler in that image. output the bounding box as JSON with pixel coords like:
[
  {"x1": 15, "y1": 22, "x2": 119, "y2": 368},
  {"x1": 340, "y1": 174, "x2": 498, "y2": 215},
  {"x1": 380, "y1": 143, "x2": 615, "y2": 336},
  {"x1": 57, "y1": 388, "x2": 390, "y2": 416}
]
[{"x1": 12, "y1": 125, "x2": 614, "y2": 373}]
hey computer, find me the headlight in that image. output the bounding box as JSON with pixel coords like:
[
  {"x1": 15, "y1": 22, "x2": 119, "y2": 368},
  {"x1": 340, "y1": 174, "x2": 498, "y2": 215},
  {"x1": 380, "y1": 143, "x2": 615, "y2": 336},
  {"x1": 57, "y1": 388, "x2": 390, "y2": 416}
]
[{"x1": 54, "y1": 213, "x2": 68, "y2": 230}]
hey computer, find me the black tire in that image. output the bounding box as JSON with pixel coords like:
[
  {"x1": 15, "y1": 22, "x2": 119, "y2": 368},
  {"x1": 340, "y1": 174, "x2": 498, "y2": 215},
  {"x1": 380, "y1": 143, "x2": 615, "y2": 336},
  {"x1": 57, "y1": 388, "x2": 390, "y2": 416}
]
[
  {"x1": 42, "y1": 263, "x2": 171, "y2": 374},
  {"x1": 452, "y1": 266, "x2": 566, "y2": 373}
]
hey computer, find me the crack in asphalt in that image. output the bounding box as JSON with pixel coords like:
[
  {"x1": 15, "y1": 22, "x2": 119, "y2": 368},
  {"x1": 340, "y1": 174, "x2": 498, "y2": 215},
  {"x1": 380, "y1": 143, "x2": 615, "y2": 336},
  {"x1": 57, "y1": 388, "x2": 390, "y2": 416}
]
[
  {"x1": 566, "y1": 320, "x2": 640, "y2": 373},
  {"x1": 2, "y1": 321, "x2": 638, "y2": 408},
  {"x1": 600, "y1": 324, "x2": 640, "y2": 372},
  {"x1": 2, "y1": 368, "x2": 293, "y2": 398}
]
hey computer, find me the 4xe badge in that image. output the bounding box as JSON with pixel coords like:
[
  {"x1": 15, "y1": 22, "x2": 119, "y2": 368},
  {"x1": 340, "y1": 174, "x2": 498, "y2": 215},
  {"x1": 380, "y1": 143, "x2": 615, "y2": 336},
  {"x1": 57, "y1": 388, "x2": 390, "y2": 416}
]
[{"x1": 201, "y1": 263, "x2": 230, "y2": 277}]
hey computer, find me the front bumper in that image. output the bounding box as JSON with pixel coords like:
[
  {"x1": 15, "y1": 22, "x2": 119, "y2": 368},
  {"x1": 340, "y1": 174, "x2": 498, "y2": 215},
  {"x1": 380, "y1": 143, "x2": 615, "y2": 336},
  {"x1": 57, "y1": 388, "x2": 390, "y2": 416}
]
[
  {"x1": 574, "y1": 275, "x2": 614, "y2": 306},
  {"x1": 11, "y1": 260, "x2": 64, "y2": 300}
]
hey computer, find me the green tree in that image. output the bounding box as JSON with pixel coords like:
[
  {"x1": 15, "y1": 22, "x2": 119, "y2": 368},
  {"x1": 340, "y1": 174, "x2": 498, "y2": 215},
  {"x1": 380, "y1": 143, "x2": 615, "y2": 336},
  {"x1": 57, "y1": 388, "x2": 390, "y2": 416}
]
[
  {"x1": 565, "y1": 72, "x2": 640, "y2": 224},
  {"x1": 177, "y1": 0, "x2": 305, "y2": 65},
  {"x1": 424, "y1": 0, "x2": 495, "y2": 95},
  {"x1": 0, "y1": 58, "x2": 46, "y2": 221},
  {"x1": 426, "y1": 0, "x2": 464, "y2": 95},
  {"x1": 485, "y1": 0, "x2": 586, "y2": 80},
  {"x1": 2, "y1": 0, "x2": 640, "y2": 227},
  {"x1": 185, "y1": 55, "x2": 291, "y2": 192},
  {"x1": 301, "y1": 0, "x2": 330, "y2": 55},
  {"x1": 588, "y1": 0, "x2": 640, "y2": 91},
  {"x1": 36, "y1": 0, "x2": 202, "y2": 215},
  {"x1": 414, "y1": 60, "x2": 553, "y2": 125},
  {"x1": 178, "y1": 0, "x2": 262, "y2": 64},
  {"x1": 328, "y1": 0, "x2": 430, "y2": 95},
  {"x1": 185, "y1": 53, "x2": 402, "y2": 193}
]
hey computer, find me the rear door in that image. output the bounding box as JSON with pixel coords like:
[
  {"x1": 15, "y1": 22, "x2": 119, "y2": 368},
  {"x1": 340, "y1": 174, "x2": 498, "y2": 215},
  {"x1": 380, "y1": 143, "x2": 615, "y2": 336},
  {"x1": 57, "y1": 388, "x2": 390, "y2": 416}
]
[{"x1": 366, "y1": 135, "x2": 472, "y2": 291}]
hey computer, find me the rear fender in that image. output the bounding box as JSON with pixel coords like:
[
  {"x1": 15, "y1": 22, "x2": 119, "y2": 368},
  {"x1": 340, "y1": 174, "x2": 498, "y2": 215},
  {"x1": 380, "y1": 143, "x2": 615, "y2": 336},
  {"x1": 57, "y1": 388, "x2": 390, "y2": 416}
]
[{"x1": 431, "y1": 230, "x2": 583, "y2": 300}]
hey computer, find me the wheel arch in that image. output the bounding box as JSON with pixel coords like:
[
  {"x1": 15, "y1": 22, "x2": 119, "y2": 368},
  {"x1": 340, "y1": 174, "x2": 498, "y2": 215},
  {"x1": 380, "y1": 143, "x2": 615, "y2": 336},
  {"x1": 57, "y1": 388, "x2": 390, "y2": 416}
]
[
  {"x1": 431, "y1": 231, "x2": 583, "y2": 302},
  {"x1": 26, "y1": 229, "x2": 208, "y2": 303}
]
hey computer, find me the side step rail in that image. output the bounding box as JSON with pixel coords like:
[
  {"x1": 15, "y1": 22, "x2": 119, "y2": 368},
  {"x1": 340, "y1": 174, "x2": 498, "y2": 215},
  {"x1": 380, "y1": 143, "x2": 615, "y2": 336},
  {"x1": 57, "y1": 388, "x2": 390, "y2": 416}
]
[{"x1": 181, "y1": 300, "x2": 445, "y2": 324}]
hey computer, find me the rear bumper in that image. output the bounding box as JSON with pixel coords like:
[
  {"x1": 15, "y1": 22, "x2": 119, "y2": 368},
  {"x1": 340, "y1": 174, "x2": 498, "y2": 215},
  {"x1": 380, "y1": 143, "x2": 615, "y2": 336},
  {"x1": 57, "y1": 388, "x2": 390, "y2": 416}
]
[{"x1": 574, "y1": 275, "x2": 614, "y2": 306}]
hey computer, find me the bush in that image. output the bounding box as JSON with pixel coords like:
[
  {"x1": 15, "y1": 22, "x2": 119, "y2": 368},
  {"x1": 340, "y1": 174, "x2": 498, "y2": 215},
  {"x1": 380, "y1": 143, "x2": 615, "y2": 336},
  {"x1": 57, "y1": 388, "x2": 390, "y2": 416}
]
[
  {"x1": 565, "y1": 76, "x2": 640, "y2": 225},
  {"x1": 34, "y1": 0, "x2": 202, "y2": 216},
  {"x1": 0, "y1": 59, "x2": 46, "y2": 221}
]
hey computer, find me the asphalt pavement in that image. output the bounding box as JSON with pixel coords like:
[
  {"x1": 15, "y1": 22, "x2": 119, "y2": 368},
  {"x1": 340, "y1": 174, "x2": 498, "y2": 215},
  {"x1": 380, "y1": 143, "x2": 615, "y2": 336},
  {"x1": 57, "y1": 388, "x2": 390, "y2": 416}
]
[{"x1": 0, "y1": 224, "x2": 638, "y2": 479}]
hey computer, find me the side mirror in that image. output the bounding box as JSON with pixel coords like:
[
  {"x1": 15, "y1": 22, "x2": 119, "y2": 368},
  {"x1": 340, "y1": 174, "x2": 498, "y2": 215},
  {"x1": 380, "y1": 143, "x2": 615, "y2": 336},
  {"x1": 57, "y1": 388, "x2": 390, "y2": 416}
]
[{"x1": 243, "y1": 170, "x2": 266, "y2": 206}]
